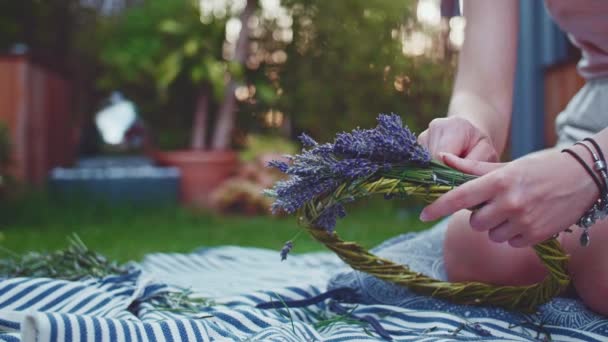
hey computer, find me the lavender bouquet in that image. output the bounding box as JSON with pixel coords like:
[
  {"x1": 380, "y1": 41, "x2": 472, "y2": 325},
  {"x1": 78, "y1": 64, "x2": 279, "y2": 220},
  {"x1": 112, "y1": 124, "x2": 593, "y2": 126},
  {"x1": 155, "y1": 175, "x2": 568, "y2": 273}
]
[
  {"x1": 266, "y1": 114, "x2": 474, "y2": 257},
  {"x1": 265, "y1": 114, "x2": 570, "y2": 312}
]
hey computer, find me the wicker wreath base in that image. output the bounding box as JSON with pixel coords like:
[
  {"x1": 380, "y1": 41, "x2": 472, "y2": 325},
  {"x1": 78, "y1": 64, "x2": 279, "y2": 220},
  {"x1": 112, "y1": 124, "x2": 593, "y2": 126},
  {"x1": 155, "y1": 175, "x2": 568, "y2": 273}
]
[{"x1": 308, "y1": 227, "x2": 570, "y2": 313}]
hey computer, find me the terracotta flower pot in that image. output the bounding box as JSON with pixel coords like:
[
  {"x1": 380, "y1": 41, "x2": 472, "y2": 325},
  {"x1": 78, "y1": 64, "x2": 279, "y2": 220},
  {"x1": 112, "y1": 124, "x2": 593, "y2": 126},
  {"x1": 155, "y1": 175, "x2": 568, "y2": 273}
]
[{"x1": 153, "y1": 150, "x2": 239, "y2": 207}]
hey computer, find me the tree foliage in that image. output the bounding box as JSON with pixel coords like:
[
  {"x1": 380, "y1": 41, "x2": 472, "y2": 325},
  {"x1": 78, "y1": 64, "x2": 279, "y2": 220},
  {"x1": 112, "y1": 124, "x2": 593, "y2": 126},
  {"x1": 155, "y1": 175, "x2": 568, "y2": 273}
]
[
  {"x1": 97, "y1": 1, "x2": 222, "y2": 149},
  {"x1": 1, "y1": 1, "x2": 454, "y2": 150},
  {"x1": 0, "y1": 0, "x2": 95, "y2": 57},
  {"x1": 272, "y1": 0, "x2": 454, "y2": 140},
  {"x1": 97, "y1": 0, "x2": 455, "y2": 149},
  {"x1": 98, "y1": 1, "x2": 231, "y2": 99},
  {"x1": 98, "y1": 0, "x2": 262, "y2": 150}
]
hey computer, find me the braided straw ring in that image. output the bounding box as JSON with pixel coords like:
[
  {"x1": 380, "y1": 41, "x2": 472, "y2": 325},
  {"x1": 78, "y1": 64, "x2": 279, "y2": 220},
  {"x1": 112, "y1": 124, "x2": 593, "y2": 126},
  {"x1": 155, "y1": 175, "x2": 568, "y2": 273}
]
[{"x1": 301, "y1": 178, "x2": 571, "y2": 313}]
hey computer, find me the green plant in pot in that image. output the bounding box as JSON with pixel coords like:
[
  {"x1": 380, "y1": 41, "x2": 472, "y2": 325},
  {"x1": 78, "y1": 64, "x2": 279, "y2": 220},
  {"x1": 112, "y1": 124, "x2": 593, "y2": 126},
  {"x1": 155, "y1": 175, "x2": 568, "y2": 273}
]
[{"x1": 98, "y1": 0, "x2": 262, "y2": 206}]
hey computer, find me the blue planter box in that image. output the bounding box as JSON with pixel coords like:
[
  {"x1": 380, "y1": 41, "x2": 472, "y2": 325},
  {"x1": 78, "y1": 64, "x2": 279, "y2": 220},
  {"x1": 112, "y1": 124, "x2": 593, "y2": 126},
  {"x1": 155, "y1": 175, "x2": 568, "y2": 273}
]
[{"x1": 48, "y1": 157, "x2": 180, "y2": 204}]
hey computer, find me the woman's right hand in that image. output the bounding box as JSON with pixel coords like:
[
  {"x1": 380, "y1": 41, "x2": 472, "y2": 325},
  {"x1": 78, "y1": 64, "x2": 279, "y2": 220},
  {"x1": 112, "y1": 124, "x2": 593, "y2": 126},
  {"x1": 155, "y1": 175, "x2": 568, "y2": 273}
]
[
  {"x1": 416, "y1": 0, "x2": 518, "y2": 163},
  {"x1": 418, "y1": 117, "x2": 499, "y2": 162}
]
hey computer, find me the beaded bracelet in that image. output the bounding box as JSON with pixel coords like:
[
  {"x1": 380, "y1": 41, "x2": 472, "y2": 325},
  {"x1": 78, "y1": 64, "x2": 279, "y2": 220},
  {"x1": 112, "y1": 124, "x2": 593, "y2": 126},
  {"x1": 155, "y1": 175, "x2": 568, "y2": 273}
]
[{"x1": 562, "y1": 139, "x2": 608, "y2": 246}]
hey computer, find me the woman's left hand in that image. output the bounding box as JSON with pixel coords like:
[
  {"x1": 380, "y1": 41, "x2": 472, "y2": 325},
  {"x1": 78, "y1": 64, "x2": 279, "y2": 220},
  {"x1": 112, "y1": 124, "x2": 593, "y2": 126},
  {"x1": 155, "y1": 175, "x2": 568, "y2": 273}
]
[{"x1": 420, "y1": 148, "x2": 600, "y2": 247}]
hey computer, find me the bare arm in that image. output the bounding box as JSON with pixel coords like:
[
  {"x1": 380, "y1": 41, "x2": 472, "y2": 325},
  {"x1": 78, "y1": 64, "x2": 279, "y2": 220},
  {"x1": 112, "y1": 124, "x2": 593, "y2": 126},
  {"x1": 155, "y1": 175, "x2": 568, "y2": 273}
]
[{"x1": 448, "y1": 0, "x2": 519, "y2": 155}]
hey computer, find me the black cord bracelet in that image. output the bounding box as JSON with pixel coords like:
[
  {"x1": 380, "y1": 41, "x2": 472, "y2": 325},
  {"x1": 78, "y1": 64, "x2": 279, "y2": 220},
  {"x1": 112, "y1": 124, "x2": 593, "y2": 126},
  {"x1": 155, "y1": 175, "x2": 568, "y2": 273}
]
[
  {"x1": 584, "y1": 137, "x2": 605, "y2": 162},
  {"x1": 562, "y1": 148, "x2": 605, "y2": 197},
  {"x1": 563, "y1": 143, "x2": 608, "y2": 246},
  {"x1": 583, "y1": 138, "x2": 608, "y2": 189},
  {"x1": 575, "y1": 141, "x2": 608, "y2": 190}
]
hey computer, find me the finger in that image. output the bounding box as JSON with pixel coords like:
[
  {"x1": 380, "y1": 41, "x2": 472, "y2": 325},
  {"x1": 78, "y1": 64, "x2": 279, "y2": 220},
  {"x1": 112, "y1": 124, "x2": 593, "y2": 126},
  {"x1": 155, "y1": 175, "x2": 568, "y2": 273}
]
[
  {"x1": 417, "y1": 130, "x2": 429, "y2": 148},
  {"x1": 428, "y1": 129, "x2": 464, "y2": 159},
  {"x1": 441, "y1": 153, "x2": 505, "y2": 176},
  {"x1": 420, "y1": 174, "x2": 496, "y2": 221},
  {"x1": 433, "y1": 137, "x2": 464, "y2": 160},
  {"x1": 488, "y1": 220, "x2": 521, "y2": 243},
  {"x1": 507, "y1": 234, "x2": 529, "y2": 248},
  {"x1": 465, "y1": 141, "x2": 499, "y2": 162},
  {"x1": 469, "y1": 201, "x2": 510, "y2": 232}
]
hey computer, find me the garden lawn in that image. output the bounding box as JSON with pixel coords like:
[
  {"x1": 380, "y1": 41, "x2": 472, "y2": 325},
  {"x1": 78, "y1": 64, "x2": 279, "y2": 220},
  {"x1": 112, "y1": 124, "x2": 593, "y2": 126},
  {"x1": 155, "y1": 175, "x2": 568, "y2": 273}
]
[{"x1": 0, "y1": 194, "x2": 431, "y2": 263}]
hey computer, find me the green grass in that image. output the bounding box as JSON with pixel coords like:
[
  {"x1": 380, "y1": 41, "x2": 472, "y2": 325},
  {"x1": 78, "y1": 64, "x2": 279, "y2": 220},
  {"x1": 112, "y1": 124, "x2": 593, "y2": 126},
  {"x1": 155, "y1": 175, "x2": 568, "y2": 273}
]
[{"x1": 0, "y1": 193, "x2": 430, "y2": 262}]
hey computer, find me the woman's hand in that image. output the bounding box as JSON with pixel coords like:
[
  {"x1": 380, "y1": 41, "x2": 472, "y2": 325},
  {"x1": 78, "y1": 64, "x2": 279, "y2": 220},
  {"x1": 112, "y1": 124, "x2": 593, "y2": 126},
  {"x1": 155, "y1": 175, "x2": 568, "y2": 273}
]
[
  {"x1": 418, "y1": 117, "x2": 499, "y2": 162},
  {"x1": 420, "y1": 148, "x2": 600, "y2": 247}
]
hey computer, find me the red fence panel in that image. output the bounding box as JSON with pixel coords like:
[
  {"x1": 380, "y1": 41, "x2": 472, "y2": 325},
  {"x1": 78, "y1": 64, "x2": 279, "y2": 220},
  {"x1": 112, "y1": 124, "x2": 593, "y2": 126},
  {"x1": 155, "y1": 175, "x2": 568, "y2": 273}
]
[{"x1": 0, "y1": 55, "x2": 75, "y2": 184}]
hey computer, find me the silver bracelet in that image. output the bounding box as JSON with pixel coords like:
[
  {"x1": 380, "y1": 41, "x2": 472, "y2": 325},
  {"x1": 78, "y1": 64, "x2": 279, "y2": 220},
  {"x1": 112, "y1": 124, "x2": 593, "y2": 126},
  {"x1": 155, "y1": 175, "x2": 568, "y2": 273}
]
[
  {"x1": 573, "y1": 140, "x2": 608, "y2": 246},
  {"x1": 576, "y1": 197, "x2": 608, "y2": 246},
  {"x1": 576, "y1": 141, "x2": 608, "y2": 187}
]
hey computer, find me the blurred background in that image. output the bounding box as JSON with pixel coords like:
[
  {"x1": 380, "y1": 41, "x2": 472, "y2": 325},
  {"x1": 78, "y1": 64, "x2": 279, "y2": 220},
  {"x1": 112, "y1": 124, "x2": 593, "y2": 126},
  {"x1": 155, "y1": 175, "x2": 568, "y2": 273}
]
[{"x1": 0, "y1": 0, "x2": 583, "y2": 261}]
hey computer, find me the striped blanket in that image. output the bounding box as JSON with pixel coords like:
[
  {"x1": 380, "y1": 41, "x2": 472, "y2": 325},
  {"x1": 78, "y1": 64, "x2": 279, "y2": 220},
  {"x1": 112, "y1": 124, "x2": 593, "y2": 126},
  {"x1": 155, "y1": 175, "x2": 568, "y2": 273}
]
[{"x1": 1, "y1": 225, "x2": 607, "y2": 341}]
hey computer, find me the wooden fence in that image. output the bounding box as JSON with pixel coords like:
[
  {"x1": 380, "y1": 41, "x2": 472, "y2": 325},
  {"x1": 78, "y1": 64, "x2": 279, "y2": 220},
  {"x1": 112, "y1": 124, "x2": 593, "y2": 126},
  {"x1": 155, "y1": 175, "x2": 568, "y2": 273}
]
[{"x1": 0, "y1": 55, "x2": 74, "y2": 184}]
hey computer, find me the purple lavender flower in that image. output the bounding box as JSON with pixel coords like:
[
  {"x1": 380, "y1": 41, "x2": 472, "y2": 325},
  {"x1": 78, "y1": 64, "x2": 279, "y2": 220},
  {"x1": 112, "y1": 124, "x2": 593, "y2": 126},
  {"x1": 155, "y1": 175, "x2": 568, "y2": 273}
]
[
  {"x1": 280, "y1": 240, "x2": 293, "y2": 261},
  {"x1": 298, "y1": 133, "x2": 318, "y2": 147},
  {"x1": 333, "y1": 129, "x2": 373, "y2": 158},
  {"x1": 266, "y1": 113, "x2": 430, "y2": 235},
  {"x1": 375, "y1": 114, "x2": 430, "y2": 163},
  {"x1": 267, "y1": 160, "x2": 289, "y2": 173},
  {"x1": 333, "y1": 114, "x2": 430, "y2": 164},
  {"x1": 313, "y1": 204, "x2": 347, "y2": 232},
  {"x1": 330, "y1": 158, "x2": 379, "y2": 179},
  {"x1": 309, "y1": 143, "x2": 334, "y2": 156},
  {"x1": 270, "y1": 177, "x2": 339, "y2": 214}
]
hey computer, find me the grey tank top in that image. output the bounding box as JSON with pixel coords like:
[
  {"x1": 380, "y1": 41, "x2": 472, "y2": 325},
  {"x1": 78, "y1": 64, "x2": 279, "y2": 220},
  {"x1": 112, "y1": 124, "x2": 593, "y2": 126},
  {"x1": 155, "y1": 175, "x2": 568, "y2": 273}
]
[{"x1": 555, "y1": 78, "x2": 608, "y2": 147}]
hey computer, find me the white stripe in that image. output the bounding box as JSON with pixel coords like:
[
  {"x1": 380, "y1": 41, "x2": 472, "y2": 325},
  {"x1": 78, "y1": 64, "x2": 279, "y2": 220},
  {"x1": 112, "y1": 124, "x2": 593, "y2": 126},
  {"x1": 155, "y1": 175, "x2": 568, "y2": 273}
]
[
  {"x1": 165, "y1": 320, "x2": 181, "y2": 341},
  {"x1": 191, "y1": 320, "x2": 212, "y2": 342},
  {"x1": 140, "y1": 256, "x2": 176, "y2": 274},
  {"x1": 21, "y1": 313, "x2": 51, "y2": 342},
  {"x1": 7, "y1": 281, "x2": 72, "y2": 311},
  {"x1": 0, "y1": 279, "x2": 52, "y2": 308},
  {"x1": 126, "y1": 320, "x2": 138, "y2": 342},
  {"x1": 181, "y1": 319, "x2": 197, "y2": 342},
  {"x1": 212, "y1": 309, "x2": 271, "y2": 334},
  {"x1": 99, "y1": 317, "x2": 111, "y2": 341},
  {"x1": 150, "y1": 321, "x2": 165, "y2": 341},
  {"x1": 66, "y1": 314, "x2": 80, "y2": 342},
  {"x1": 174, "y1": 254, "x2": 206, "y2": 272},
  {"x1": 113, "y1": 318, "x2": 126, "y2": 342},
  {"x1": 155, "y1": 254, "x2": 193, "y2": 274},
  {"x1": 82, "y1": 314, "x2": 96, "y2": 341},
  {"x1": 73, "y1": 293, "x2": 118, "y2": 315}
]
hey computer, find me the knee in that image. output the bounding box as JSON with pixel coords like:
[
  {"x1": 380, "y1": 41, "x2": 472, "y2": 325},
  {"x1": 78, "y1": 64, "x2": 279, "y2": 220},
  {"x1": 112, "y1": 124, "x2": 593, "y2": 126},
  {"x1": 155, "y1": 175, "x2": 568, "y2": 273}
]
[
  {"x1": 443, "y1": 211, "x2": 504, "y2": 283},
  {"x1": 573, "y1": 268, "x2": 608, "y2": 315},
  {"x1": 443, "y1": 210, "x2": 547, "y2": 286},
  {"x1": 444, "y1": 211, "x2": 477, "y2": 282},
  {"x1": 562, "y1": 222, "x2": 608, "y2": 315}
]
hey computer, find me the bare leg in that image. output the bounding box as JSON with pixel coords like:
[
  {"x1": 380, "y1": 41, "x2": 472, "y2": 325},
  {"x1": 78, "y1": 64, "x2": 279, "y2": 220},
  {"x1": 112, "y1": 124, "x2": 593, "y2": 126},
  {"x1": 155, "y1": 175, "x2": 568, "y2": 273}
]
[
  {"x1": 444, "y1": 210, "x2": 548, "y2": 286},
  {"x1": 562, "y1": 219, "x2": 608, "y2": 315},
  {"x1": 445, "y1": 209, "x2": 608, "y2": 315}
]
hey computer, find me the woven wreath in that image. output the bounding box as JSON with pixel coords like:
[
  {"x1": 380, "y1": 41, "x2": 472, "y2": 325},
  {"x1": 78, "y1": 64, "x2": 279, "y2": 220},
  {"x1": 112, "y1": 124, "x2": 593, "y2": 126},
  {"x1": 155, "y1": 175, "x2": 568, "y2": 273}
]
[{"x1": 265, "y1": 114, "x2": 570, "y2": 312}]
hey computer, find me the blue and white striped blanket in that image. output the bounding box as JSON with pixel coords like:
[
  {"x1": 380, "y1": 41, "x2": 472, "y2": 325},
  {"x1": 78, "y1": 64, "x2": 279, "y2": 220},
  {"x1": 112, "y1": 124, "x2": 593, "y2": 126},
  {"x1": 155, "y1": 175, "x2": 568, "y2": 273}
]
[{"x1": 1, "y1": 223, "x2": 608, "y2": 341}]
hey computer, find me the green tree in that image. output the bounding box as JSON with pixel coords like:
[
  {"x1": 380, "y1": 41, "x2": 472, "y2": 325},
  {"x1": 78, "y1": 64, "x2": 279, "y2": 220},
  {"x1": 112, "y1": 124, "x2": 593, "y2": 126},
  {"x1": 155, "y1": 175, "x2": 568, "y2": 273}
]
[
  {"x1": 266, "y1": 0, "x2": 454, "y2": 140},
  {"x1": 97, "y1": 0, "x2": 454, "y2": 149},
  {"x1": 98, "y1": 0, "x2": 258, "y2": 150}
]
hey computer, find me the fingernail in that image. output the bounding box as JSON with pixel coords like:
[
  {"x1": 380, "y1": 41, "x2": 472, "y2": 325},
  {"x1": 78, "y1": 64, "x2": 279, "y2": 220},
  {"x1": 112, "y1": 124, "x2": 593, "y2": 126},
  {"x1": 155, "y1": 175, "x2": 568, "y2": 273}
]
[{"x1": 419, "y1": 210, "x2": 430, "y2": 222}]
